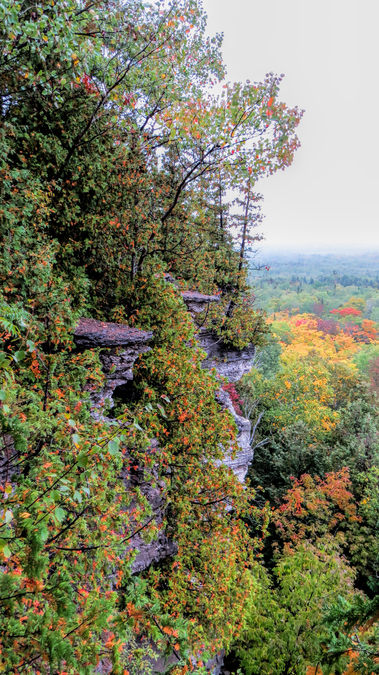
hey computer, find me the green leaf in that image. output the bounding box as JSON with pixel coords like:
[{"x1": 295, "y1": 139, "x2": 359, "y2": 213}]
[
  {"x1": 74, "y1": 490, "x2": 82, "y2": 503},
  {"x1": 26, "y1": 340, "x2": 35, "y2": 352},
  {"x1": 4, "y1": 510, "x2": 13, "y2": 524},
  {"x1": 2, "y1": 545, "x2": 11, "y2": 558},
  {"x1": 14, "y1": 350, "x2": 26, "y2": 362},
  {"x1": 54, "y1": 507, "x2": 65, "y2": 522},
  {"x1": 0, "y1": 390, "x2": 6, "y2": 401},
  {"x1": 68, "y1": 419, "x2": 76, "y2": 427},
  {"x1": 77, "y1": 452, "x2": 89, "y2": 468},
  {"x1": 52, "y1": 490, "x2": 60, "y2": 501},
  {"x1": 40, "y1": 525, "x2": 49, "y2": 541},
  {"x1": 2, "y1": 405, "x2": 10, "y2": 413},
  {"x1": 72, "y1": 433, "x2": 80, "y2": 446},
  {"x1": 108, "y1": 440, "x2": 119, "y2": 456}
]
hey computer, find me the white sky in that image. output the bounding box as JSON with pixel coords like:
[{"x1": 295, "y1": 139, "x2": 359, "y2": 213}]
[{"x1": 202, "y1": 0, "x2": 379, "y2": 252}]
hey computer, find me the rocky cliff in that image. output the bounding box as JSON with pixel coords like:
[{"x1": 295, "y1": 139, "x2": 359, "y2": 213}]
[
  {"x1": 74, "y1": 318, "x2": 152, "y2": 409},
  {"x1": 73, "y1": 295, "x2": 255, "y2": 573},
  {"x1": 181, "y1": 292, "x2": 255, "y2": 484}
]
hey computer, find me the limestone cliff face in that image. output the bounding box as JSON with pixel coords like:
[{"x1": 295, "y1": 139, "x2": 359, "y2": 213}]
[
  {"x1": 215, "y1": 389, "x2": 252, "y2": 484},
  {"x1": 73, "y1": 302, "x2": 255, "y2": 673},
  {"x1": 198, "y1": 329, "x2": 255, "y2": 383},
  {"x1": 74, "y1": 318, "x2": 152, "y2": 408},
  {"x1": 121, "y1": 441, "x2": 178, "y2": 573},
  {"x1": 183, "y1": 293, "x2": 255, "y2": 483},
  {"x1": 73, "y1": 299, "x2": 255, "y2": 571},
  {"x1": 181, "y1": 290, "x2": 220, "y2": 316}
]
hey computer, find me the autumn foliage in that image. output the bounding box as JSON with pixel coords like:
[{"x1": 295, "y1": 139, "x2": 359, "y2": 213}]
[
  {"x1": 235, "y1": 310, "x2": 379, "y2": 674},
  {"x1": 0, "y1": 0, "x2": 305, "y2": 672},
  {"x1": 5, "y1": 0, "x2": 379, "y2": 674},
  {"x1": 330, "y1": 307, "x2": 362, "y2": 317}
]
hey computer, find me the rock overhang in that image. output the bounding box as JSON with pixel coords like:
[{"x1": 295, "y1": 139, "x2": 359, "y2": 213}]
[{"x1": 74, "y1": 317, "x2": 153, "y2": 349}]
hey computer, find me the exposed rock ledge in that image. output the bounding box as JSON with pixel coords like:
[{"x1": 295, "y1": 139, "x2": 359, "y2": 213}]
[
  {"x1": 197, "y1": 328, "x2": 255, "y2": 384},
  {"x1": 74, "y1": 306, "x2": 254, "y2": 672},
  {"x1": 215, "y1": 389, "x2": 252, "y2": 484},
  {"x1": 74, "y1": 315, "x2": 254, "y2": 482},
  {"x1": 75, "y1": 318, "x2": 152, "y2": 408},
  {"x1": 73, "y1": 304, "x2": 255, "y2": 571},
  {"x1": 181, "y1": 290, "x2": 220, "y2": 316}
]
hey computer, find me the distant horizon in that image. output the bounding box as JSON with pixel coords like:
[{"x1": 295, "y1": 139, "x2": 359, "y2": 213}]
[{"x1": 255, "y1": 243, "x2": 379, "y2": 257}]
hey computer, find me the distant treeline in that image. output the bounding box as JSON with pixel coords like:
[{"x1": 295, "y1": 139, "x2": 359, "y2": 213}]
[
  {"x1": 249, "y1": 253, "x2": 379, "y2": 317},
  {"x1": 251, "y1": 252, "x2": 379, "y2": 278},
  {"x1": 265, "y1": 274, "x2": 379, "y2": 288}
]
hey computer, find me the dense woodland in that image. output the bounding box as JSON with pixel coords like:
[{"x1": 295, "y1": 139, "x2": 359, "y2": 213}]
[
  {"x1": 250, "y1": 252, "x2": 379, "y2": 318},
  {"x1": 1, "y1": 1, "x2": 379, "y2": 674}
]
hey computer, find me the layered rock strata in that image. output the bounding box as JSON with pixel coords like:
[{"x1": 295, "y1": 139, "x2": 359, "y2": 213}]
[
  {"x1": 122, "y1": 441, "x2": 178, "y2": 574},
  {"x1": 181, "y1": 290, "x2": 220, "y2": 317},
  {"x1": 73, "y1": 303, "x2": 255, "y2": 569},
  {"x1": 196, "y1": 324, "x2": 255, "y2": 484},
  {"x1": 215, "y1": 388, "x2": 252, "y2": 484},
  {"x1": 74, "y1": 318, "x2": 152, "y2": 408},
  {"x1": 197, "y1": 328, "x2": 255, "y2": 383},
  {"x1": 74, "y1": 318, "x2": 171, "y2": 573},
  {"x1": 74, "y1": 305, "x2": 255, "y2": 673}
]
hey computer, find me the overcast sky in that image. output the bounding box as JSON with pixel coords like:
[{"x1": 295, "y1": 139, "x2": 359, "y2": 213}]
[{"x1": 202, "y1": 0, "x2": 379, "y2": 253}]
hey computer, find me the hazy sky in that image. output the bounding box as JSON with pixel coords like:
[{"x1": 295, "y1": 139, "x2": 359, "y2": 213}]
[{"x1": 202, "y1": 0, "x2": 379, "y2": 252}]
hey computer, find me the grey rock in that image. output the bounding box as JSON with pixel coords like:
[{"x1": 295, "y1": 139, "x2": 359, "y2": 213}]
[
  {"x1": 215, "y1": 389, "x2": 253, "y2": 484},
  {"x1": 125, "y1": 452, "x2": 178, "y2": 574},
  {"x1": 119, "y1": 441, "x2": 178, "y2": 574},
  {"x1": 197, "y1": 329, "x2": 255, "y2": 383},
  {"x1": 181, "y1": 290, "x2": 220, "y2": 317},
  {"x1": 74, "y1": 312, "x2": 256, "y2": 675},
  {"x1": 131, "y1": 528, "x2": 178, "y2": 574},
  {"x1": 163, "y1": 272, "x2": 178, "y2": 285},
  {"x1": 206, "y1": 650, "x2": 226, "y2": 675},
  {"x1": 73, "y1": 314, "x2": 255, "y2": 554},
  {"x1": 74, "y1": 318, "x2": 152, "y2": 408},
  {"x1": 74, "y1": 317, "x2": 152, "y2": 349},
  {"x1": 0, "y1": 435, "x2": 18, "y2": 491}
]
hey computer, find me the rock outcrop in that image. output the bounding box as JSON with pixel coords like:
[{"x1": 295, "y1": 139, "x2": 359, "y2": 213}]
[
  {"x1": 74, "y1": 302, "x2": 255, "y2": 673},
  {"x1": 122, "y1": 441, "x2": 178, "y2": 574},
  {"x1": 178, "y1": 291, "x2": 255, "y2": 483},
  {"x1": 195, "y1": 323, "x2": 255, "y2": 483},
  {"x1": 73, "y1": 302, "x2": 255, "y2": 568},
  {"x1": 198, "y1": 328, "x2": 255, "y2": 383},
  {"x1": 181, "y1": 290, "x2": 220, "y2": 316},
  {"x1": 74, "y1": 319, "x2": 176, "y2": 573},
  {"x1": 215, "y1": 388, "x2": 252, "y2": 483},
  {"x1": 74, "y1": 318, "x2": 152, "y2": 408}
]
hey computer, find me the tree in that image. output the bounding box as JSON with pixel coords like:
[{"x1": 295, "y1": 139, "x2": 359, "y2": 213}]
[
  {"x1": 232, "y1": 543, "x2": 354, "y2": 675},
  {"x1": 0, "y1": 0, "x2": 304, "y2": 671},
  {"x1": 1, "y1": 0, "x2": 303, "y2": 319}
]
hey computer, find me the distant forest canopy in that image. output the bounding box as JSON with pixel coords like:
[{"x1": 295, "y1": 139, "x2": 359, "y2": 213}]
[{"x1": 249, "y1": 252, "x2": 379, "y2": 320}]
